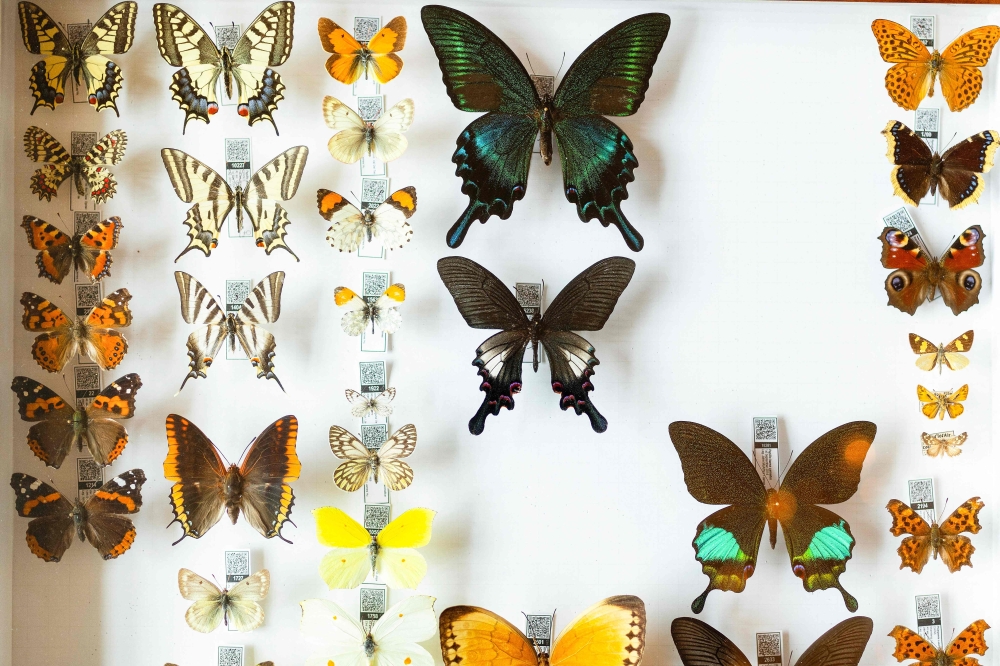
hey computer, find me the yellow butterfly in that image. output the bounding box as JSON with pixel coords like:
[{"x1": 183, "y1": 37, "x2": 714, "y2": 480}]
[
  {"x1": 318, "y1": 16, "x2": 407, "y2": 85},
  {"x1": 917, "y1": 384, "x2": 968, "y2": 419},
  {"x1": 177, "y1": 568, "x2": 269, "y2": 633},
  {"x1": 923, "y1": 432, "x2": 967, "y2": 458},
  {"x1": 314, "y1": 506, "x2": 434, "y2": 589},
  {"x1": 323, "y1": 96, "x2": 414, "y2": 163},
  {"x1": 910, "y1": 331, "x2": 973, "y2": 373}
]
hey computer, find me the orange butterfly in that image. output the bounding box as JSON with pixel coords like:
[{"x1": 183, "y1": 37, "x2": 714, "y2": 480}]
[
  {"x1": 889, "y1": 620, "x2": 990, "y2": 666},
  {"x1": 887, "y1": 497, "x2": 983, "y2": 573},
  {"x1": 917, "y1": 384, "x2": 967, "y2": 420},
  {"x1": 317, "y1": 16, "x2": 407, "y2": 84},
  {"x1": 21, "y1": 215, "x2": 123, "y2": 284},
  {"x1": 20, "y1": 289, "x2": 131, "y2": 372},
  {"x1": 872, "y1": 20, "x2": 1000, "y2": 112}
]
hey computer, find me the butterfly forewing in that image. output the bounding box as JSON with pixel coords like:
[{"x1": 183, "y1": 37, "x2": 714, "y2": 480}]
[
  {"x1": 439, "y1": 606, "x2": 540, "y2": 666},
  {"x1": 437, "y1": 257, "x2": 529, "y2": 330},
  {"x1": 671, "y1": 617, "x2": 753, "y2": 666},
  {"x1": 543, "y1": 257, "x2": 636, "y2": 331},
  {"x1": 244, "y1": 147, "x2": 307, "y2": 259}
]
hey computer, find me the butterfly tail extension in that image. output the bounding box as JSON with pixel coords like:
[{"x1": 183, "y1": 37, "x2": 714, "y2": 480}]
[
  {"x1": 27, "y1": 59, "x2": 69, "y2": 114},
  {"x1": 689, "y1": 506, "x2": 766, "y2": 614}
]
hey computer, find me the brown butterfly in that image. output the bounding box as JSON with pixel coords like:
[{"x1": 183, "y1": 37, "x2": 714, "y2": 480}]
[
  {"x1": 923, "y1": 432, "x2": 967, "y2": 458},
  {"x1": 887, "y1": 497, "x2": 983, "y2": 573},
  {"x1": 882, "y1": 122, "x2": 998, "y2": 208},
  {"x1": 909, "y1": 331, "x2": 973, "y2": 373},
  {"x1": 163, "y1": 414, "x2": 300, "y2": 544},
  {"x1": 21, "y1": 215, "x2": 123, "y2": 284},
  {"x1": 11, "y1": 374, "x2": 141, "y2": 468},
  {"x1": 889, "y1": 621, "x2": 990, "y2": 666}
]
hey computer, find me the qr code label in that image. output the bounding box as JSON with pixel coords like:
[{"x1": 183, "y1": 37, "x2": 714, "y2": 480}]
[
  {"x1": 753, "y1": 417, "x2": 779, "y2": 446},
  {"x1": 361, "y1": 178, "x2": 389, "y2": 207},
  {"x1": 360, "y1": 361, "x2": 387, "y2": 393},
  {"x1": 71, "y1": 131, "x2": 98, "y2": 156},
  {"x1": 525, "y1": 615, "x2": 552, "y2": 650},
  {"x1": 361, "y1": 424, "x2": 388, "y2": 450},
  {"x1": 225, "y1": 550, "x2": 251, "y2": 584},
  {"x1": 756, "y1": 632, "x2": 782, "y2": 665},
  {"x1": 908, "y1": 478, "x2": 935, "y2": 521},
  {"x1": 530, "y1": 75, "x2": 554, "y2": 98},
  {"x1": 882, "y1": 207, "x2": 917, "y2": 233},
  {"x1": 74, "y1": 211, "x2": 101, "y2": 235},
  {"x1": 363, "y1": 272, "x2": 390, "y2": 300},
  {"x1": 364, "y1": 504, "x2": 390, "y2": 535},
  {"x1": 915, "y1": 594, "x2": 942, "y2": 649},
  {"x1": 516, "y1": 283, "x2": 542, "y2": 310},
  {"x1": 225, "y1": 137, "x2": 251, "y2": 189},
  {"x1": 74, "y1": 365, "x2": 101, "y2": 408},
  {"x1": 77, "y1": 458, "x2": 103, "y2": 501},
  {"x1": 226, "y1": 280, "x2": 250, "y2": 313},
  {"x1": 218, "y1": 645, "x2": 244, "y2": 666},
  {"x1": 355, "y1": 17, "x2": 380, "y2": 41},
  {"x1": 214, "y1": 24, "x2": 242, "y2": 50},
  {"x1": 76, "y1": 283, "x2": 101, "y2": 315},
  {"x1": 914, "y1": 108, "x2": 939, "y2": 141},
  {"x1": 66, "y1": 21, "x2": 92, "y2": 45},
  {"x1": 358, "y1": 96, "x2": 384, "y2": 122},
  {"x1": 910, "y1": 16, "x2": 934, "y2": 47}
]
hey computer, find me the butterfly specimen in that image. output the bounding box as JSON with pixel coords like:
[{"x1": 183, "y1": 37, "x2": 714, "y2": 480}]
[
  {"x1": 318, "y1": 16, "x2": 407, "y2": 84},
  {"x1": 175, "y1": 271, "x2": 285, "y2": 392},
  {"x1": 669, "y1": 420, "x2": 876, "y2": 613},
  {"x1": 152, "y1": 2, "x2": 294, "y2": 133},
  {"x1": 882, "y1": 122, "x2": 998, "y2": 209},
  {"x1": 21, "y1": 215, "x2": 122, "y2": 284},
  {"x1": 329, "y1": 423, "x2": 417, "y2": 492},
  {"x1": 18, "y1": 2, "x2": 137, "y2": 115},
  {"x1": 889, "y1": 620, "x2": 990, "y2": 666},
  {"x1": 923, "y1": 431, "x2": 967, "y2": 457},
  {"x1": 910, "y1": 331, "x2": 973, "y2": 373},
  {"x1": 879, "y1": 225, "x2": 985, "y2": 316},
  {"x1": 21, "y1": 288, "x2": 131, "y2": 373},
  {"x1": 438, "y1": 256, "x2": 635, "y2": 435},
  {"x1": 334, "y1": 283, "x2": 405, "y2": 336},
  {"x1": 10, "y1": 468, "x2": 145, "y2": 562},
  {"x1": 23, "y1": 126, "x2": 126, "y2": 203},
  {"x1": 917, "y1": 384, "x2": 968, "y2": 419},
  {"x1": 162, "y1": 146, "x2": 307, "y2": 260},
  {"x1": 323, "y1": 96, "x2": 414, "y2": 163},
  {"x1": 872, "y1": 20, "x2": 1000, "y2": 112},
  {"x1": 422, "y1": 7, "x2": 670, "y2": 252},
  {"x1": 11, "y1": 374, "x2": 141, "y2": 469},
  {"x1": 345, "y1": 387, "x2": 396, "y2": 418},
  {"x1": 178, "y1": 568, "x2": 270, "y2": 633},
  {"x1": 301, "y1": 595, "x2": 436, "y2": 666},
  {"x1": 887, "y1": 497, "x2": 983, "y2": 573},
  {"x1": 313, "y1": 506, "x2": 434, "y2": 589},
  {"x1": 440, "y1": 595, "x2": 646, "y2": 666},
  {"x1": 672, "y1": 616, "x2": 872, "y2": 666},
  {"x1": 319, "y1": 187, "x2": 417, "y2": 252},
  {"x1": 163, "y1": 414, "x2": 300, "y2": 544}
]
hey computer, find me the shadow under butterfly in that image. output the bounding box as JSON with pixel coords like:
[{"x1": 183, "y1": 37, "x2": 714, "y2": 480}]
[{"x1": 438, "y1": 256, "x2": 635, "y2": 434}]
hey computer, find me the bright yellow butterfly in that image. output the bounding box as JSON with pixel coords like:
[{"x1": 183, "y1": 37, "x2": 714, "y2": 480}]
[
  {"x1": 917, "y1": 384, "x2": 968, "y2": 420},
  {"x1": 314, "y1": 506, "x2": 434, "y2": 589}
]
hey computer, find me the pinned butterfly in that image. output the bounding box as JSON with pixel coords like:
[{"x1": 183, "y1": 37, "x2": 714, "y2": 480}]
[
  {"x1": 162, "y1": 146, "x2": 308, "y2": 260},
  {"x1": 670, "y1": 420, "x2": 876, "y2": 613},
  {"x1": 323, "y1": 96, "x2": 414, "y2": 163},
  {"x1": 329, "y1": 423, "x2": 417, "y2": 492},
  {"x1": 923, "y1": 431, "x2": 967, "y2": 458},
  {"x1": 22, "y1": 214, "x2": 123, "y2": 284},
  {"x1": 24, "y1": 126, "x2": 126, "y2": 203},
  {"x1": 917, "y1": 384, "x2": 967, "y2": 419},
  {"x1": 889, "y1": 620, "x2": 990, "y2": 666},
  {"x1": 318, "y1": 15, "x2": 407, "y2": 84},
  {"x1": 878, "y1": 225, "x2": 985, "y2": 315},
  {"x1": 178, "y1": 567, "x2": 270, "y2": 633},
  {"x1": 10, "y1": 469, "x2": 145, "y2": 562},
  {"x1": 422, "y1": 6, "x2": 670, "y2": 251},
  {"x1": 319, "y1": 187, "x2": 416, "y2": 252},
  {"x1": 334, "y1": 283, "x2": 405, "y2": 337},
  {"x1": 909, "y1": 331, "x2": 973, "y2": 373},
  {"x1": 887, "y1": 497, "x2": 983, "y2": 573},
  {"x1": 11, "y1": 374, "x2": 141, "y2": 468},
  {"x1": 174, "y1": 271, "x2": 286, "y2": 391},
  {"x1": 438, "y1": 256, "x2": 635, "y2": 434},
  {"x1": 18, "y1": 1, "x2": 137, "y2": 115},
  {"x1": 345, "y1": 386, "x2": 395, "y2": 419},
  {"x1": 153, "y1": 2, "x2": 294, "y2": 133}
]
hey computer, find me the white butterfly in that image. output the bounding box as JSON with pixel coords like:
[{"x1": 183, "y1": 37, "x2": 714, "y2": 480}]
[
  {"x1": 323, "y1": 96, "x2": 414, "y2": 163},
  {"x1": 318, "y1": 187, "x2": 417, "y2": 252},
  {"x1": 300, "y1": 594, "x2": 436, "y2": 666},
  {"x1": 335, "y1": 284, "x2": 405, "y2": 336},
  {"x1": 346, "y1": 387, "x2": 396, "y2": 418},
  {"x1": 923, "y1": 431, "x2": 967, "y2": 457},
  {"x1": 329, "y1": 423, "x2": 417, "y2": 492},
  {"x1": 177, "y1": 568, "x2": 270, "y2": 633}
]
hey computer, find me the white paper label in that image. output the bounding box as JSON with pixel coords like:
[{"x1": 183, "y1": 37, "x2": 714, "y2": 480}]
[
  {"x1": 359, "y1": 582, "x2": 387, "y2": 633},
  {"x1": 910, "y1": 16, "x2": 935, "y2": 48},
  {"x1": 756, "y1": 632, "x2": 782, "y2": 666},
  {"x1": 516, "y1": 282, "x2": 545, "y2": 364},
  {"x1": 225, "y1": 138, "x2": 253, "y2": 238},
  {"x1": 361, "y1": 272, "x2": 390, "y2": 352},
  {"x1": 907, "y1": 478, "x2": 936, "y2": 523},
  {"x1": 77, "y1": 458, "x2": 103, "y2": 502},
  {"x1": 352, "y1": 17, "x2": 382, "y2": 97},
  {"x1": 217, "y1": 645, "x2": 244, "y2": 666},
  {"x1": 914, "y1": 593, "x2": 942, "y2": 649},
  {"x1": 525, "y1": 613, "x2": 554, "y2": 654},
  {"x1": 753, "y1": 417, "x2": 779, "y2": 484},
  {"x1": 226, "y1": 280, "x2": 251, "y2": 359}
]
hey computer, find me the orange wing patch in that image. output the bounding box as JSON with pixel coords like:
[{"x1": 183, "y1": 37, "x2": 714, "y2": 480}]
[
  {"x1": 317, "y1": 189, "x2": 349, "y2": 219},
  {"x1": 889, "y1": 625, "x2": 938, "y2": 661},
  {"x1": 103, "y1": 526, "x2": 136, "y2": 559},
  {"x1": 390, "y1": 186, "x2": 417, "y2": 213},
  {"x1": 21, "y1": 292, "x2": 69, "y2": 330},
  {"x1": 88, "y1": 331, "x2": 128, "y2": 370},
  {"x1": 947, "y1": 620, "x2": 991, "y2": 658},
  {"x1": 872, "y1": 20, "x2": 934, "y2": 110},
  {"x1": 887, "y1": 500, "x2": 930, "y2": 536},
  {"x1": 31, "y1": 332, "x2": 73, "y2": 373},
  {"x1": 940, "y1": 27, "x2": 1000, "y2": 111},
  {"x1": 86, "y1": 288, "x2": 132, "y2": 327}
]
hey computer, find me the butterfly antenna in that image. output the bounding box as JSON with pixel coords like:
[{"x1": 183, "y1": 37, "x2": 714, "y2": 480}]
[
  {"x1": 941, "y1": 132, "x2": 958, "y2": 153},
  {"x1": 937, "y1": 498, "x2": 950, "y2": 524},
  {"x1": 525, "y1": 53, "x2": 536, "y2": 75},
  {"x1": 777, "y1": 450, "x2": 795, "y2": 484},
  {"x1": 349, "y1": 190, "x2": 361, "y2": 206},
  {"x1": 555, "y1": 52, "x2": 567, "y2": 80}
]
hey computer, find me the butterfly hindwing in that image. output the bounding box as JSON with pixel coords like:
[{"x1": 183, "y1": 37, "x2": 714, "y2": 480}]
[
  {"x1": 938, "y1": 227, "x2": 986, "y2": 315},
  {"x1": 83, "y1": 468, "x2": 145, "y2": 559},
  {"x1": 10, "y1": 375, "x2": 76, "y2": 467},
  {"x1": 10, "y1": 472, "x2": 74, "y2": 562},
  {"x1": 243, "y1": 146, "x2": 307, "y2": 259},
  {"x1": 794, "y1": 617, "x2": 874, "y2": 666},
  {"x1": 937, "y1": 131, "x2": 999, "y2": 209}
]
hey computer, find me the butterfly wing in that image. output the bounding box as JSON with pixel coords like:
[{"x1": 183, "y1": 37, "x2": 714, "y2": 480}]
[
  {"x1": 152, "y1": 3, "x2": 222, "y2": 132},
  {"x1": 163, "y1": 414, "x2": 228, "y2": 542},
  {"x1": 882, "y1": 121, "x2": 935, "y2": 206},
  {"x1": 373, "y1": 284, "x2": 406, "y2": 334},
  {"x1": 437, "y1": 256, "x2": 532, "y2": 434},
  {"x1": 440, "y1": 606, "x2": 539, "y2": 666},
  {"x1": 329, "y1": 425, "x2": 373, "y2": 492},
  {"x1": 671, "y1": 617, "x2": 751, "y2": 666},
  {"x1": 946, "y1": 384, "x2": 969, "y2": 419},
  {"x1": 21, "y1": 215, "x2": 72, "y2": 284},
  {"x1": 161, "y1": 149, "x2": 235, "y2": 259},
  {"x1": 237, "y1": 416, "x2": 300, "y2": 541},
  {"x1": 942, "y1": 330, "x2": 974, "y2": 370},
  {"x1": 317, "y1": 18, "x2": 365, "y2": 83},
  {"x1": 229, "y1": 2, "x2": 293, "y2": 132},
  {"x1": 177, "y1": 568, "x2": 226, "y2": 633},
  {"x1": 889, "y1": 626, "x2": 940, "y2": 664},
  {"x1": 244, "y1": 147, "x2": 308, "y2": 259},
  {"x1": 300, "y1": 598, "x2": 368, "y2": 666},
  {"x1": 939, "y1": 26, "x2": 1000, "y2": 112},
  {"x1": 314, "y1": 507, "x2": 373, "y2": 589},
  {"x1": 937, "y1": 131, "x2": 999, "y2": 209},
  {"x1": 319, "y1": 191, "x2": 367, "y2": 251},
  {"x1": 77, "y1": 1, "x2": 138, "y2": 114},
  {"x1": 82, "y1": 468, "x2": 145, "y2": 559},
  {"x1": 23, "y1": 126, "x2": 71, "y2": 201},
  {"x1": 10, "y1": 376, "x2": 77, "y2": 468},
  {"x1": 669, "y1": 422, "x2": 768, "y2": 613},
  {"x1": 552, "y1": 13, "x2": 670, "y2": 251},
  {"x1": 174, "y1": 271, "x2": 228, "y2": 390},
  {"x1": 908, "y1": 334, "x2": 941, "y2": 371},
  {"x1": 945, "y1": 621, "x2": 990, "y2": 666},
  {"x1": 324, "y1": 96, "x2": 370, "y2": 163},
  {"x1": 83, "y1": 373, "x2": 141, "y2": 466},
  {"x1": 421, "y1": 5, "x2": 542, "y2": 248},
  {"x1": 225, "y1": 569, "x2": 270, "y2": 632},
  {"x1": 21, "y1": 291, "x2": 75, "y2": 373},
  {"x1": 76, "y1": 216, "x2": 123, "y2": 282},
  {"x1": 79, "y1": 288, "x2": 131, "y2": 370},
  {"x1": 917, "y1": 385, "x2": 944, "y2": 419},
  {"x1": 9, "y1": 473, "x2": 74, "y2": 562},
  {"x1": 370, "y1": 98, "x2": 415, "y2": 162},
  {"x1": 937, "y1": 227, "x2": 985, "y2": 316},
  {"x1": 18, "y1": 2, "x2": 72, "y2": 113},
  {"x1": 871, "y1": 21, "x2": 933, "y2": 110},
  {"x1": 375, "y1": 508, "x2": 435, "y2": 589},
  {"x1": 370, "y1": 595, "x2": 437, "y2": 666},
  {"x1": 548, "y1": 595, "x2": 646, "y2": 666},
  {"x1": 879, "y1": 227, "x2": 934, "y2": 315},
  {"x1": 886, "y1": 499, "x2": 932, "y2": 573},
  {"x1": 366, "y1": 17, "x2": 407, "y2": 84},
  {"x1": 377, "y1": 424, "x2": 417, "y2": 491},
  {"x1": 371, "y1": 188, "x2": 417, "y2": 250},
  {"x1": 334, "y1": 287, "x2": 372, "y2": 336},
  {"x1": 793, "y1": 617, "x2": 874, "y2": 666},
  {"x1": 937, "y1": 497, "x2": 984, "y2": 572},
  {"x1": 234, "y1": 272, "x2": 285, "y2": 388}
]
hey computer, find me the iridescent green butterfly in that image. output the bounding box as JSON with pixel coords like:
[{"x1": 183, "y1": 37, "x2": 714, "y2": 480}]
[
  {"x1": 669, "y1": 420, "x2": 876, "y2": 614},
  {"x1": 421, "y1": 6, "x2": 670, "y2": 252}
]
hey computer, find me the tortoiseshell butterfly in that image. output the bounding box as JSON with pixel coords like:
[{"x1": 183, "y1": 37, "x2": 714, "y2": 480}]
[
  {"x1": 889, "y1": 621, "x2": 990, "y2": 666},
  {"x1": 21, "y1": 289, "x2": 131, "y2": 372},
  {"x1": 21, "y1": 214, "x2": 123, "y2": 284},
  {"x1": 887, "y1": 497, "x2": 983, "y2": 573}
]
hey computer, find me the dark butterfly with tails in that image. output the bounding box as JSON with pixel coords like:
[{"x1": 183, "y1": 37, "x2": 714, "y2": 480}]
[
  {"x1": 422, "y1": 6, "x2": 670, "y2": 252},
  {"x1": 669, "y1": 420, "x2": 876, "y2": 613},
  {"x1": 438, "y1": 256, "x2": 635, "y2": 435}
]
